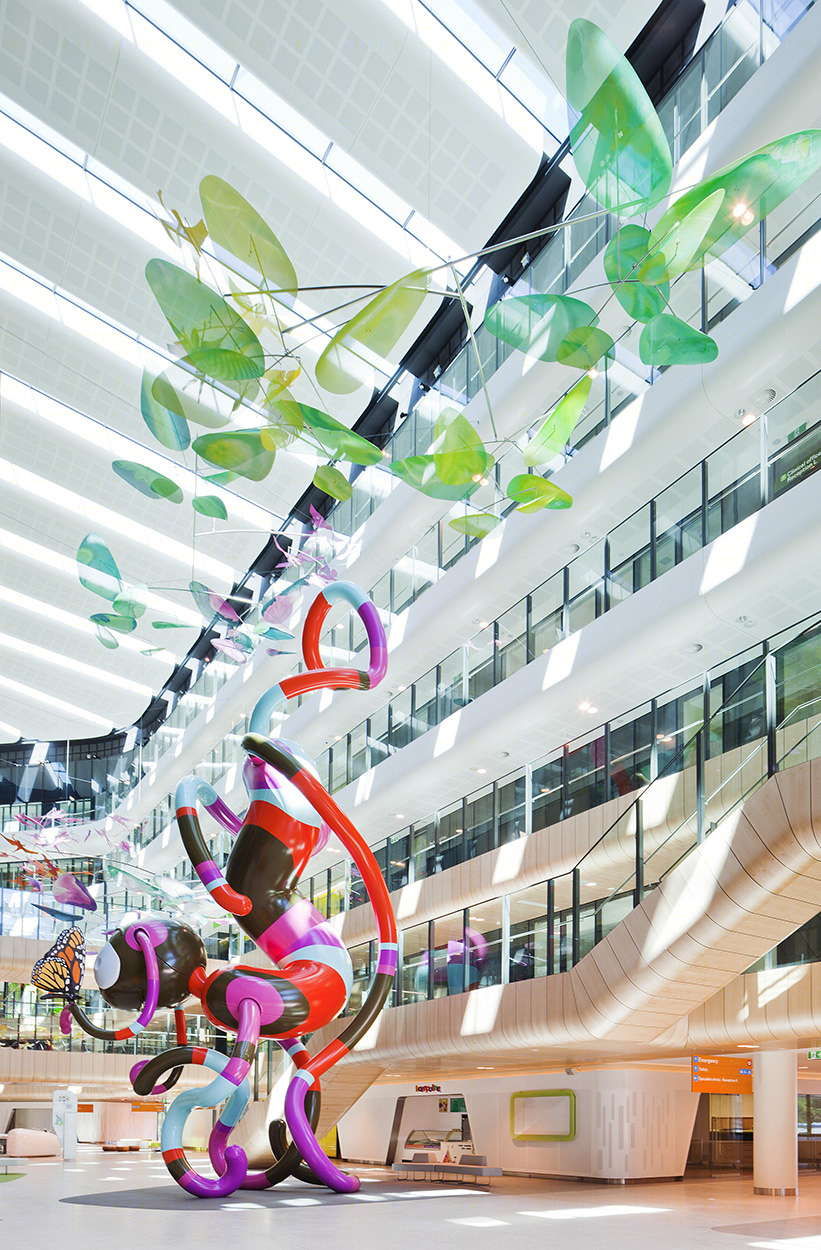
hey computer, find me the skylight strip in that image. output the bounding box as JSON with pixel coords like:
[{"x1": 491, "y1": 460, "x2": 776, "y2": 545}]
[
  {"x1": 73, "y1": 0, "x2": 467, "y2": 266},
  {"x1": 0, "y1": 97, "x2": 409, "y2": 412},
  {"x1": 0, "y1": 373, "x2": 279, "y2": 536},
  {"x1": 0, "y1": 523, "x2": 201, "y2": 628},
  {"x1": 0, "y1": 631, "x2": 154, "y2": 697},
  {"x1": 0, "y1": 673, "x2": 113, "y2": 731},
  {"x1": 0, "y1": 456, "x2": 235, "y2": 585},
  {"x1": 0, "y1": 582, "x2": 179, "y2": 665},
  {"x1": 0, "y1": 718, "x2": 21, "y2": 740}
]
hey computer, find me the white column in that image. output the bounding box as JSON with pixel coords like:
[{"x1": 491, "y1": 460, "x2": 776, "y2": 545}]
[{"x1": 753, "y1": 1050, "x2": 797, "y2": 1196}]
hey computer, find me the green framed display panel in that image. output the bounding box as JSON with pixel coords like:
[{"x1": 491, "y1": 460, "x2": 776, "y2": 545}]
[{"x1": 510, "y1": 1090, "x2": 576, "y2": 1142}]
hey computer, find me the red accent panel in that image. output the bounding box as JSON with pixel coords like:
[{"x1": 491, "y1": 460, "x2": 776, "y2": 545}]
[
  {"x1": 162, "y1": 1148, "x2": 186, "y2": 1163},
  {"x1": 244, "y1": 801, "x2": 319, "y2": 877},
  {"x1": 178, "y1": 806, "x2": 197, "y2": 818},
  {"x1": 192, "y1": 1046, "x2": 209, "y2": 1066},
  {"x1": 114, "y1": 1027, "x2": 132, "y2": 1040},
  {"x1": 174, "y1": 1009, "x2": 188, "y2": 1046},
  {"x1": 212, "y1": 882, "x2": 252, "y2": 915},
  {"x1": 188, "y1": 966, "x2": 207, "y2": 998},
  {"x1": 279, "y1": 669, "x2": 360, "y2": 700},
  {"x1": 301, "y1": 593, "x2": 330, "y2": 669}
]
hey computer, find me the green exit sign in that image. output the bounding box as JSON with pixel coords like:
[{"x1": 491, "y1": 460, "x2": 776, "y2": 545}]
[{"x1": 808, "y1": 1050, "x2": 821, "y2": 1060}]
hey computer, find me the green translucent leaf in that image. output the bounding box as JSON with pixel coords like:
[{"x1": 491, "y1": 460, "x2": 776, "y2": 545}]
[
  {"x1": 112, "y1": 585, "x2": 148, "y2": 619},
  {"x1": 449, "y1": 513, "x2": 501, "y2": 538},
  {"x1": 191, "y1": 430, "x2": 275, "y2": 481},
  {"x1": 192, "y1": 494, "x2": 228, "y2": 519},
  {"x1": 140, "y1": 369, "x2": 189, "y2": 450},
  {"x1": 112, "y1": 460, "x2": 184, "y2": 503},
  {"x1": 313, "y1": 464, "x2": 352, "y2": 501},
  {"x1": 556, "y1": 325, "x2": 614, "y2": 369},
  {"x1": 566, "y1": 18, "x2": 672, "y2": 214},
  {"x1": 152, "y1": 620, "x2": 189, "y2": 629},
  {"x1": 260, "y1": 397, "x2": 304, "y2": 450},
  {"x1": 94, "y1": 624, "x2": 119, "y2": 650},
  {"x1": 199, "y1": 176, "x2": 297, "y2": 295},
  {"x1": 652, "y1": 131, "x2": 821, "y2": 267},
  {"x1": 145, "y1": 259, "x2": 265, "y2": 383},
  {"x1": 648, "y1": 189, "x2": 725, "y2": 280},
  {"x1": 506, "y1": 474, "x2": 573, "y2": 513},
  {"x1": 639, "y1": 314, "x2": 719, "y2": 367},
  {"x1": 272, "y1": 399, "x2": 382, "y2": 465},
  {"x1": 603, "y1": 225, "x2": 669, "y2": 322},
  {"x1": 252, "y1": 621, "x2": 295, "y2": 641},
  {"x1": 204, "y1": 470, "x2": 239, "y2": 486},
  {"x1": 316, "y1": 270, "x2": 429, "y2": 394},
  {"x1": 141, "y1": 646, "x2": 163, "y2": 655},
  {"x1": 151, "y1": 371, "x2": 230, "y2": 429},
  {"x1": 90, "y1": 612, "x2": 138, "y2": 634},
  {"x1": 484, "y1": 294, "x2": 598, "y2": 363},
  {"x1": 431, "y1": 409, "x2": 487, "y2": 485},
  {"x1": 390, "y1": 454, "x2": 493, "y2": 500},
  {"x1": 523, "y1": 375, "x2": 592, "y2": 466},
  {"x1": 77, "y1": 533, "x2": 121, "y2": 601}
]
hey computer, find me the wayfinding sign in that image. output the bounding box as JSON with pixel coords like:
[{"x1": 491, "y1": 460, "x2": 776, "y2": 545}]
[{"x1": 691, "y1": 1056, "x2": 753, "y2": 1093}]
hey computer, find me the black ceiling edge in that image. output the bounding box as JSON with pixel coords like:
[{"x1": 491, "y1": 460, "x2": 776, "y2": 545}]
[
  {"x1": 627, "y1": 0, "x2": 705, "y2": 103},
  {"x1": 482, "y1": 150, "x2": 572, "y2": 285},
  {"x1": 399, "y1": 294, "x2": 473, "y2": 387}
]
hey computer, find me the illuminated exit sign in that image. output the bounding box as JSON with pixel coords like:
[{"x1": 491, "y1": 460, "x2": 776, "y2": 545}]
[{"x1": 808, "y1": 1050, "x2": 821, "y2": 1060}]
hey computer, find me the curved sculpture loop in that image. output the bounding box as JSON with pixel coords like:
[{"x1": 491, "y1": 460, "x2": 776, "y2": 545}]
[{"x1": 32, "y1": 582, "x2": 396, "y2": 1199}]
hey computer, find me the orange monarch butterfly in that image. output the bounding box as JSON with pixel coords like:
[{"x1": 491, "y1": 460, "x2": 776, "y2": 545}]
[{"x1": 31, "y1": 927, "x2": 85, "y2": 1001}]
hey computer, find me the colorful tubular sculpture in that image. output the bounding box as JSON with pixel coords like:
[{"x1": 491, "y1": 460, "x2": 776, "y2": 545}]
[{"x1": 33, "y1": 582, "x2": 396, "y2": 1199}]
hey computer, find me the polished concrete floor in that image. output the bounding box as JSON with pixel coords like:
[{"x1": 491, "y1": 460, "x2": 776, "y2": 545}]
[{"x1": 5, "y1": 1149, "x2": 821, "y2": 1248}]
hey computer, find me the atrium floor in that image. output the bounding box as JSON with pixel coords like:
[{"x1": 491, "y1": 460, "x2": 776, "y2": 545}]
[{"x1": 5, "y1": 1147, "x2": 821, "y2": 1248}]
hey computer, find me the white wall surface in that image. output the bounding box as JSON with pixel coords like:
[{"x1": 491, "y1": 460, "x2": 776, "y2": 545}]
[{"x1": 339, "y1": 1068, "x2": 699, "y2": 1179}]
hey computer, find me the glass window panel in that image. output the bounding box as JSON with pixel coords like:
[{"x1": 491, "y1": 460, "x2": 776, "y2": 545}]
[
  {"x1": 368, "y1": 705, "x2": 391, "y2": 769},
  {"x1": 330, "y1": 738, "x2": 348, "y2": 793},
  {"x1": 312, "y1": 871, "x2": 329, "y2": 919},
  {"x1": 706, "y1": 425, "x2": 761, "y2": 541},
  {"x1": 349, "y1": 721, "x2": 368, "y2": 782},
  {"x1": 465, "y1": 784, "x2": 495, "y2": 857},
  {"x1": 496, "y1": 600, "x2": 527, "y2": 682},
  {"x1": 532, "y1": 751, "x2": 563, "y2": 831},
  {"x1": 467, "y1": 626, "x2": 495, "y2": 702},
  {"x1": 432, "y1": 911, "x2": 466, "y2": 997},
  {"x1": 401, "y1": 922, "x2": 429, "y2": 1004},
  {"x1": 347, "y1": 942, "x2": 372, "y2": 1015},
  {"x1": 609, "y1": 703, "x2": 653, "y2": 796},
  {"x1": 509, "y1": 882, "x2": 548, "y2": 981},
  {"x1": 412, "y1": 668, "x2": 438, "y2": 739},
  {"x1": 438, "y1": 648, "x2": 465, "y2": 718},
  {"x1": 568, "y1": 541, "x2": 605, "y2": 632},
  {"x1": 437, "y1": 801, "x2": 464, "y2": 872},
  {"x1": 467, "y1": 898, "x2": 504, "y2": 988},
  {"x1": 609, "y1": 506, "x2": 651, "y2": 605},
  {"x1": 497, "y1": 769, "x2": 526, "y2": 844},
  {"x1": 656, "y1": 465, "x2": 703, "y2": 576},
  {"x1": 388, "y1": 833, "x2": 410, "y2": 893},
  {"x1": 412, "y1": 819, "x2": 436, "y2": 881},
  {"x1": 566, "y1": 730, "x2": 605, "y2": 816},
  {"x1": 328, "y1": 860, "x2": 346, "y2": 917},
  {"x1": 389, "y1": 688, "x2": 413, "y2": 750},
  {"x1": 531, "y1": 572, "x2": 564, "y2": 658}
]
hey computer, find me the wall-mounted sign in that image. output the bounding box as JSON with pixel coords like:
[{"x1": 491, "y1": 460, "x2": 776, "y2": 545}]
[
  {"x1": 415, "y1": 1084, "x2": 441, "y2": 1093},
  {"x1": 808, "y1": 1050, "x2": 821, "y2": 1060},
  {"x1": 131, "y1": 1102, "x2": 164, "y2": 1113},
  {"x1": 77, "y1": 1104, "x2": 94, "y2": 1114},
  {"x1": 510, "y1": 1090, "x2": 576, "y2": 1143},
  {"x1": 450, "y1": 1096, "x2": 467, "y2": 1114},
  {"x1": 691, "y1": 1056, "x2": 752, "y2": 1093},
  {"x1": 438, "y1": 1098, "x2": 448, "y2": 1113}
]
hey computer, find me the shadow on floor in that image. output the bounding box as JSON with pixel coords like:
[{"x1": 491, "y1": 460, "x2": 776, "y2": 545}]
[{"x1": 716, "y1": 1216, "x2": 815, "y2": 1237}]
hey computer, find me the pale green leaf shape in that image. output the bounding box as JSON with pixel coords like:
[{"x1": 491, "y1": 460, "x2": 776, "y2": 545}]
[
  {"x1": 152, "y1": 620, "x2": 189, "y2": 629},
  {"x1": 95, "y1": 624, "x2": 119, "y2": 650},
  {"x1": 191, "y1": 430, "x2": 275, "y2": 481},
  {"x1": 313, "y1": 464, "x2": 353, "y2": 501},
  {"x1": 566, "y1": 18, "x2": 672, "y2": 215},
  {"x1": 524, "y1": 374, "x2": 592, "y2": 467},
  {"x1": 90, "y1": 612, "x2": 138, "y2": 634},
  {"x1": 145, "y1": 259, "x2": 265, "y2": 382},
  {"x1": 431, "y1": 409, "x2": 487, "y2": 485},
  {"x1": 205, "y1": 470, "x2": 239, "y2": 486},
  {"x1": 151, "y1": 371, "x2": 231, "y2": 429},
  {"x1": 192, "y1": 495, "x2": 228, "y2": 519},
  {"x1": 140, "y1": 369, "x2": 189, "y2": 450},
  {"x1": 651, "y1": 130, "x2": 821, "y2": 267},
  {"x1": 449, "y1": 513, "x2": 501, "y2": 538},
  {"x1": 112, "y1": 460, "x2": 184, "y2": 503},
  {"x1": 390, "y1": 454, "x2": 494, "y2": 500},
  {"x1": 603, "y1": 225, "x2": 669, "y2": 323},
  {"x1": 272, "y1": 399, "x2": 382, "y2": 465},
  {"x1": 648, "y1": 188, "x2": 725, "y2": 280},
  {"x1": 77, "y1": 533, "x2": 121, "y2": 601},
  {"x1": 253, "y1": 621, "x2": 295, "y2": 641},
  {"x1": 200, "y1": 175, "x2": 298, "y2": 296},
  {"x1": 639, "y1": 314, "x2": 719, "y2": 367},
  {"x1": 506, "y1": 474, "x2": 573, "y2": 513},
  {"x1": 113, "y1": 585, "x2": 148, "y2": 619},
  {"x1": 484, "y1": 294, "x2": 598, "y2": 363},
  {"x1": 260, "y1": 394, "x2": 304, "y2": 451},
  {"x1": 556, "y1": 325, "x2": 614, "y2": 369},
  {"x1": 316, "y1": 270, "x2": 429, "y2": 394}
]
